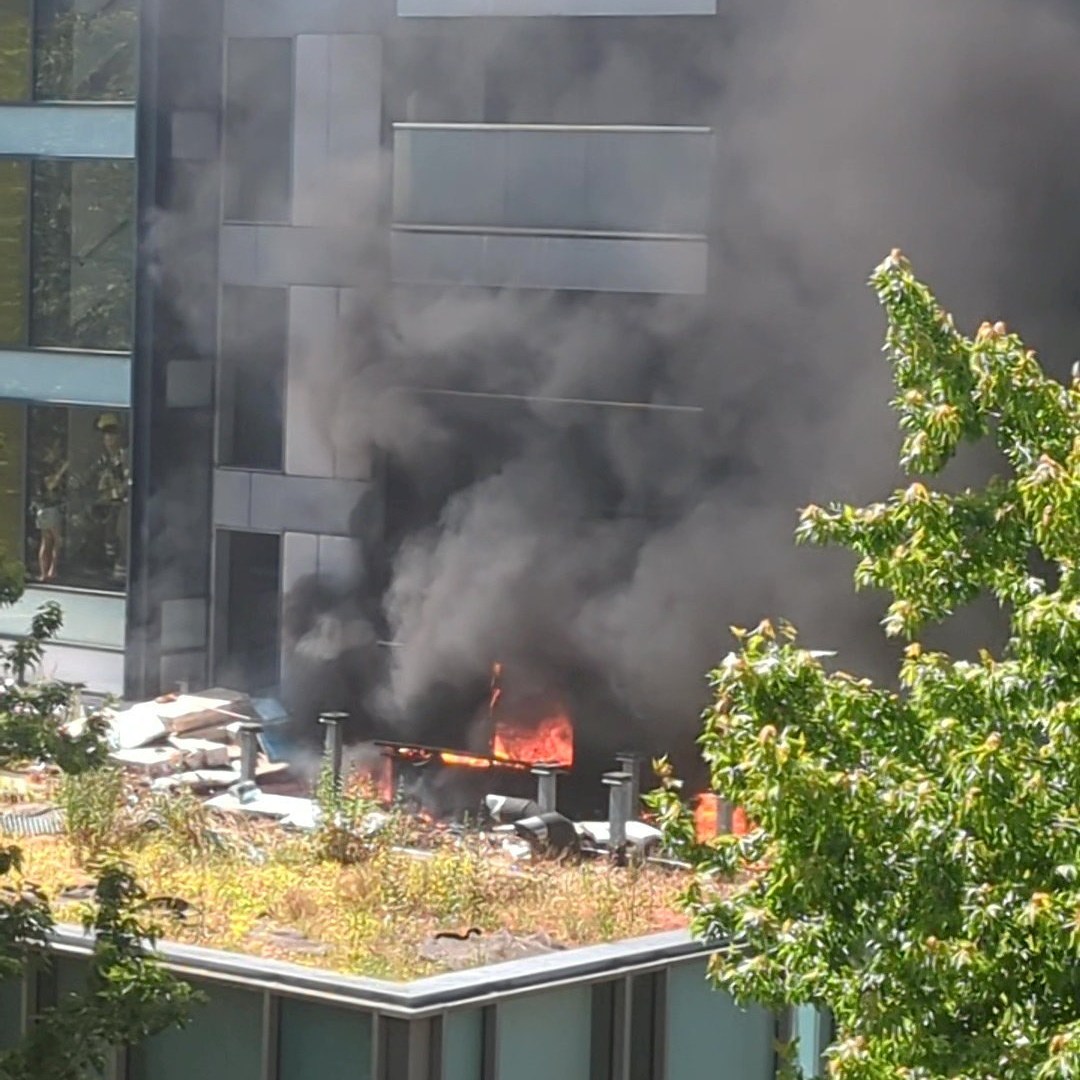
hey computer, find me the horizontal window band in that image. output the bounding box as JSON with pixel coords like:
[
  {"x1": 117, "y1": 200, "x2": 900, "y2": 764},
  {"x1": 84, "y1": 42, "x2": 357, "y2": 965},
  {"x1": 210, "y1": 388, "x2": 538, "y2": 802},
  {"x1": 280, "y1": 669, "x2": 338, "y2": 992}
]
[
  {"x1": 391, "y1": 223, "x2": 707, "y2": 242},
  {"x1": 393, "y1": 122, "x2": 712, "y2": 135},
  {"x1": 0, "y1": 104, "x2": 136, "y2": 158}
]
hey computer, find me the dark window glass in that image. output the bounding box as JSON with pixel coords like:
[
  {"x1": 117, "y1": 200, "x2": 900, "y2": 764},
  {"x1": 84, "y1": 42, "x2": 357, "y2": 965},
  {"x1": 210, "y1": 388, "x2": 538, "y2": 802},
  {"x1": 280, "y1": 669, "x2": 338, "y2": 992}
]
[
  {"x1": 24, "y1": 405, "x2": 129, "y2": 591},
  {"x1": 33, "y1": 0, "x2": 137, "y2": 102},
  {"x1": 590, "y1": 981, "x2": 617, "y2": 1080},
  {"x1": 219, "y1": 285, "x2": 285, "y2": 470},
  {"x1": 629, "y1": 973, "x2": 661, "y2": 1080},
  {"x1": 31, "y1": 159, "x2": 135, "y2": 352},
  {"x1": 0, "y1": 0, "x2": 31, "y2": 101},
  {"x1": 0, "y1": 403, "x2": 26, "y2": 567},
  {"x1": 217, "y1": 530, "x2": 280, "y2": 692},
  {"x1": 224, "y1": 38, "x2": 292, "y2": 223},
  {"x1": 0, "y1": 159, "x2": 28, "y2": 346}
]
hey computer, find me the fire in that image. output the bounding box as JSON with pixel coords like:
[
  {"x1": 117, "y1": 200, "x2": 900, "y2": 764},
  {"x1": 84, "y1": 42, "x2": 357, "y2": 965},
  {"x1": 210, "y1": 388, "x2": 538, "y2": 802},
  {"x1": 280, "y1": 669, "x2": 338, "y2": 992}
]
[
  {"x1": 693, "y1": 793, "x2": 752, "y2": 841},
  {"x1": 487, "y1": 660, "x2": 574, "y2": 767},
  {"x1": 492, "y1": 711, "x2": 574, "y2": 767},
  {"x1": 439, "y1": 751, "x2": 494, "y2": 769},
  {"x1": 694, "y1": 792, "x2": 720, "y2": 842}
]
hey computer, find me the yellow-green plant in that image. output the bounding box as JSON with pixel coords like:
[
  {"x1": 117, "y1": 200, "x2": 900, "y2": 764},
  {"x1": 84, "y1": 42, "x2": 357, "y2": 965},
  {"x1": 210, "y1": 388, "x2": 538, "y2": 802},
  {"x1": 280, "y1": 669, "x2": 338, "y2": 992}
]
[{"x1": 655, "y1": 252, "x2": 1080, "y2": 1079}]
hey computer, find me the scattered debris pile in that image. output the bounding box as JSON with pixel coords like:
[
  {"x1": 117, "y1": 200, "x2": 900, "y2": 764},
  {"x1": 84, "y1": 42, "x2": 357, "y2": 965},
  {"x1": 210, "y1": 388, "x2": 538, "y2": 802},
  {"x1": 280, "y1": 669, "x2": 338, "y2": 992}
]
[{"x1": 94, "y1": 688, "x2": 293, "y2": 797}]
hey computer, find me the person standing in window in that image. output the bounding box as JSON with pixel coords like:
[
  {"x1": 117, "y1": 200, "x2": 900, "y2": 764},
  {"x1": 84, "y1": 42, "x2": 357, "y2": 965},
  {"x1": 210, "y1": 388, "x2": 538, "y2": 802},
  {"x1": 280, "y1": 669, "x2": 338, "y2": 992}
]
[
  {"x1": 33, "y1": 451, "x2": 68, "y2": 582},
  {"x1": 90, "y1": 413, "x2": 129, "y2": 584}
]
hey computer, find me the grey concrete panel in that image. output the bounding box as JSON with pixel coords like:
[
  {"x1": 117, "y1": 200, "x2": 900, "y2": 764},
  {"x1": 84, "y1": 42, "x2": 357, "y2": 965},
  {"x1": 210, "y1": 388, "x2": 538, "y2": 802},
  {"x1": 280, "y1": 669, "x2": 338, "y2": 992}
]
[
  {"x1": 328, "y1": 36, "x2": 382, "y2": 161},
  {"x1": 166, "y1": 360, "x2": 214, "y2": 408},
  {"x1": 224, "y1": 0, "x2": 385, "y2": 36},
  {"x1": 213, "y1": 469, "x2": 253, "y2": 529},
  {"x1": 220, "y1": 226, "x2": 369, "y2": 287},
  {"x1": 282, "y1": 532, "x2": 319, "y2": 595},
  {"x1": 249, "y1": 474, "x2": 370, "y2": 536},
  {"x1": 219, "y1": 225, "x2": 259, "y2": 285},
  {"x1": 391, "y1": 231, "x2": 707, "y2": 294},
  {"x1": 159, "y1": 651, "x2": 209, "y2": 695},
  {"x1": 292, "y1": 36, "x2": 332, "y2": 228},
  {"x1": 317, "y1": 535, "x2": 357, "y2": 586},
  {"x1": 160, "y1": 598, "x2": 209, "y2": 651},
  {"x1": 171, "y1": 110, "x2": 219, "y2": 162},
  {"x1": 35, "y1": 645, "x2": 124, "y2": 696},
  {"x1": 285, "y1": 286, "x2": 338, "y2": 478}
]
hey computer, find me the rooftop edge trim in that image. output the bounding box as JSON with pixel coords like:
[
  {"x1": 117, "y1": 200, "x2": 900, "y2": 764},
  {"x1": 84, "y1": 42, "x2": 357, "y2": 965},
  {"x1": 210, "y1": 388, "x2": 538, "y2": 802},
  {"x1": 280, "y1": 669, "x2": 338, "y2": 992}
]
[{"x1": 47, "y1": 925, "x2": 716, "y2": 1016}]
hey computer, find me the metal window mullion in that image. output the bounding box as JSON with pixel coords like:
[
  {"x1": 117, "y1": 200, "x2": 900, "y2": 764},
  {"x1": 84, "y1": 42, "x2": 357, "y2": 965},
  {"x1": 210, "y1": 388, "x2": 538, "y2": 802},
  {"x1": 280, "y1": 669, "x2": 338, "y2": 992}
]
[
  {"x1": 650, "y1": 971, "x2": 667, "y2": 1080},
  {"x1": 480, "y1": 1005, "x2": 498, "y2": 1080},
  {"x1": 260, "y1": 990, "x2": 280, "y2": 1080},
  {"x1": 612, "y1": 979, "x2": 631, "y2": 1080}
]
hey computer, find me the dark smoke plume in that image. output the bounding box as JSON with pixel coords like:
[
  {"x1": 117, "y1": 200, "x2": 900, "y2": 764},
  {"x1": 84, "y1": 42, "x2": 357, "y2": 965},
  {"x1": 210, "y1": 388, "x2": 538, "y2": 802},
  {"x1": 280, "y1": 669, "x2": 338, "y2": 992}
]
[{"x1": 153, "y1": 0, "x2": 1080, "y2": 768}]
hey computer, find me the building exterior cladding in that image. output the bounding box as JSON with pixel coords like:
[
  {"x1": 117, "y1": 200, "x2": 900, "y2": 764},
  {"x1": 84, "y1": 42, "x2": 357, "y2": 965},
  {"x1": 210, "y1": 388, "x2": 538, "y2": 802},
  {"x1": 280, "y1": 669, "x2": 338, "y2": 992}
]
[
  {"x1": 1, "y1": 0, "x2": 725, "y2": 699},
  {"x1": 0, "y1": 928, "x2": 830, "y2": 1079}
]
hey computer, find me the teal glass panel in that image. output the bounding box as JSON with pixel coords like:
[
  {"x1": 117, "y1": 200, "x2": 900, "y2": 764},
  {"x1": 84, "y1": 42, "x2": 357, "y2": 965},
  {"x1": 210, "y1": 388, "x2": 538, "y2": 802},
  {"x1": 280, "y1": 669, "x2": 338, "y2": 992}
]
[
  {"x1": 794, "y1": 1005, "x2": 829, "y2": 1079},
  {"x1": 442, "y1": 1008, "x2": 483, "y2": 1080},
  {"x1": 129, "y1": 982, "x2": 263, "y2": 1080},
  {"x1": 0, "y1": 104, "x2": 135, "y2": 157},
  {"x1": 497, "y1": 985, "x2": 591, "y2": 1080},
  {"x1": 278, "y1": 997, "x2": 372, "y2": 1080},
  {"x1": 0, "y1": 350, "x2": 131, "y2": 406},
  {"x1": 0, "y1": 977, "x2": 22, "y2": 1051},
  {"x1": 664, "y1": 960, "x2": 775, "y2": 1080}
]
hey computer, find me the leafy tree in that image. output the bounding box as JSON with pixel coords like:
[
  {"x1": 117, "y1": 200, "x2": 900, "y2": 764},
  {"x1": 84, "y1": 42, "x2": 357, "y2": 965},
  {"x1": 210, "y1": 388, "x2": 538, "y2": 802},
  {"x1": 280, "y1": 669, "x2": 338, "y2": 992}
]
[
  {"x1": 654, "y1": 250, "x2": 1080, "y2": 1079},
  {"x1": 0, "y1": 544, "x2": 198, "y2": 1078}
]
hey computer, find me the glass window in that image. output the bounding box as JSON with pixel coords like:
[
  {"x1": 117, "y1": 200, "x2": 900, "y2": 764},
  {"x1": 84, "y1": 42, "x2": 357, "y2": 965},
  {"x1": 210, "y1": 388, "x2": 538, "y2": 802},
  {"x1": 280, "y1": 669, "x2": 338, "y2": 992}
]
[
  {"x1": 33, "y1": 0, "x2": 137, "y2": 102},
  {"x1": 0, "y1": 160, "x2": 28, "y2": 346},
  {"x1": 31, "y1": 158, "x2": 135, "y2": 352},
  {"x1": 218, "y1": 285, "x2": 285, "y2": 471},
  {"x1": 0, "y1": 403, "x2": 26, "y2": 568},
  {"x1": 215, "y1": 530, "x2": 280, "y2": 692},
  {"x1": 23, "y1": 404, "x2": 129, "y2": 591},
  {"x1": 0, "y1": 0, "x2": 32, "y2": 102},
  {"x1": 224, "y1": 38, "x2": 292, "y2": 223}
]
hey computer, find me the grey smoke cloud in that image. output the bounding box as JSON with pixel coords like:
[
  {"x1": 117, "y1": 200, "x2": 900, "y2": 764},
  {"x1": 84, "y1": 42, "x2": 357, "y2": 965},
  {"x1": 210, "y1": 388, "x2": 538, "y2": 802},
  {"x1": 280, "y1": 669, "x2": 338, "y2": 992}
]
[
  {"x1": 359, "y1": 0, "x2": 1080, "y2": 754},
  {"x1": 150, "y1": 0, "x2": 1080, "y2": 759}
]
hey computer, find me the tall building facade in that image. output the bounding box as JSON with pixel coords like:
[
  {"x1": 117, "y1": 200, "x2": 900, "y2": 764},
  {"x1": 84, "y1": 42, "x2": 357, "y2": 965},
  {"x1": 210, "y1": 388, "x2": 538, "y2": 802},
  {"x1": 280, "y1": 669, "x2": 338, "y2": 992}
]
[
  {"x1": 3, "y1": 0, "x2": 723, "y2": 721},
  {"x1": 0, "y1": 0, "x2": 138, "y2": 694}
]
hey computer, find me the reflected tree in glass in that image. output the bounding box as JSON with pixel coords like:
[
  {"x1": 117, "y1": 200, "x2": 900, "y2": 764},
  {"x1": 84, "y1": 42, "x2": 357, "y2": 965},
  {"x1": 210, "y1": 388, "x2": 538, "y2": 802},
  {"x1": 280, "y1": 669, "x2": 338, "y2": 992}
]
[
  {"x1": 31, "y1": 159, "x2": 135, "y2": 353},
  {"x1": 0, "y1": 160, "x2": 28, "y2": 347},
  {"x1": 0, "y1": 0, "x2": 31, "y2": 102},
  {"x1": 33, "y1": 0, "x2": 136, "y2": 102}
]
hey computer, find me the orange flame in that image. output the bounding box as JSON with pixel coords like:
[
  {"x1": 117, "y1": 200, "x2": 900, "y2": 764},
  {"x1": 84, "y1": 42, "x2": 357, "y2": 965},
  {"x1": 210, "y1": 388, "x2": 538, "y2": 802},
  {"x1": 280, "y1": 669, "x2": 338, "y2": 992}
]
[
  {"x1": 492, "y1": 710, "x2": 574, "y2": 767},
  {"x1": 486, "y1": 660, "x2": 574, "y2": 768},
  {"x1": 439, "y1": 751, "x2": 494, "y2": 769},
  {"x1": 694, "y1": 793, "x2": 720, "y2": 841},
  {"x1": 349, "y1": 756, "x2": 395, "y2": 804}
]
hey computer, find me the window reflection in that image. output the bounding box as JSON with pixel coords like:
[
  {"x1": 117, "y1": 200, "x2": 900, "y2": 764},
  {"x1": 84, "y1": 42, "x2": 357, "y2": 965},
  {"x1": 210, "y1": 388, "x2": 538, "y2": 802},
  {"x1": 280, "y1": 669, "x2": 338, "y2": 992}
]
[
  {"x1": 0, "y1": 404, "x2": 25, "y2": 568},
  {"x1": 31, "y1": 159, "x2": 134, "y2": 352},
  {"x1": 0, "y1": 160, "x2": 28, "y2": 347},
  {"x1": 24, "y1": 405, "x2": 129, "y2": 591},
  {"x1": 0, "y1": 0, "x2": 31, "y2": 102},
  {"x1": 33, "y1": 0, "x2": 136, "y2": 102}
]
